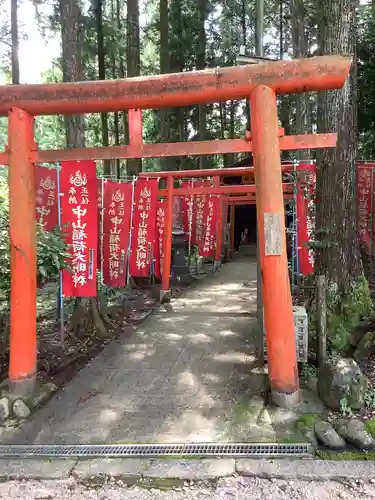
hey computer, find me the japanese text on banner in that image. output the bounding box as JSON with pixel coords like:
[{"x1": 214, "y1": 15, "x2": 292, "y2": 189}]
[
  {"x1": 102, "y1": 181, "x2": 132, "y2": 287},
  {"x1": 154, "y1": 200, "x2": 165, "y2": 280},
  {"x1": 196, "y1": 180, "x2": 211, "y2": 255},
  {"x1": 129, "y1": 178, "x2": 158, "y2": 277},
  {"x1": 181, "y1": 181, "x2": 197, "y2": 244},
  {"x1": 35, "y1": 166, "x2": 58, "y2": 232},
  {"x1": 357, "y1": 165, "x2": 375, "y2": 254},
  {"x1": 296, "y1": 163, "x2": 316, "y2": 275},
  {"x1": 60, "y1": 161, "x2": 97, "y2": 297},
  {"x1": 201, "y1": 196, "x2": 218, "y2": 257}
]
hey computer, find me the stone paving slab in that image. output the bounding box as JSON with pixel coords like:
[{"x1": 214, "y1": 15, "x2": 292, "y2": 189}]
[
  {"x1": 0, "y1": 459, "x2": 76, "y2": 480},
  {"x1": 236, "y1": 459, "x2": 375, "y2": 481},
  {"x1": 73, "y1": 458, "x2": 236, "y2": 481}
]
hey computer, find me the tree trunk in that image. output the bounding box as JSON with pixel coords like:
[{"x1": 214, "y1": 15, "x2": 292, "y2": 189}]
[
  {"x1": 11, "y1": 0, "x2": 19, "y2": 84},
  {"x1": 59, "y1": 0, "x2": 114, "y2": 338},
  {"x1": 159, "y1": 0, "x2": 173, "y2": 170},
  {"x1": 316, "y1": 0, "x2": 364, "y2": 298},
  {"x1": 197, "y1": 0, "x2": 207, "y2": 169},
  {"x1": 59, "y1": 0, "x2": 85, "y2": 148},
  {"x1": 95, "y1": 0, "x2": 111, "y2": 175},
  {"x1": 291, "y1": 0, "x2": 310, "y2": 160},
  {"x1": 111, "y1": 0, "x2": 121, "y2": 177},
  {"x1": 126, "y1": 0, "x2": 142, "y2": 176},
  {"x1": 116, "y1": 0, "x2": 128, "y2": 175},
  {"x1": 255, "y1": 0, "x2": 264, "y2": 57}
]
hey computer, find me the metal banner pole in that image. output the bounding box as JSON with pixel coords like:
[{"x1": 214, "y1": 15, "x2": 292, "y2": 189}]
[
  {"x1": 126, "y1": 176, "x2": 137, "y2": 289},
  {"x1": 56, "y1": 163, "x2": 65, "y2": 347},
  {"x1": 100, "y1": 177, "x2": 104, "y2": 286}
]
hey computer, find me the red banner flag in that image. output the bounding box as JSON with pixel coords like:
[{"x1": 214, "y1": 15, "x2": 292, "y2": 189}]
[
  {"x1": 200, "y1": 195, "x2": 219, "y2": 257},
  {"x1": 35, "y1": 166, "x2": 58, "y2": 231},
  {"x1": 102, "y1": 180, "x2": 132, "y2": 287},
  {"x1": 129, "y1": 178, "x2": 158, "y2": 277},
  {"x1": 181, "y1": 181, "x2": 195, "y2": 242},
  {"x1": 296, "y1": 162, "x2": 316, "y2": 275},
  {"x1": 357, "y1": 164, "x2": 375, "y2": 254},
  {"x1": 60, "y1": 160, "x2": 97, "y2": 297},
  {"x1": 154, "y1": 199, "x2": 165, "y2": 280}
]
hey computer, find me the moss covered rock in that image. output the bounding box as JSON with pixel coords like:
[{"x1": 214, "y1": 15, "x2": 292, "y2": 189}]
[
  {"x1": 318, "y1": 356, "x2": 371, "y2": 411},
  {"x1": 354, "y1": 331, "x2": 375, "y2": 363}
]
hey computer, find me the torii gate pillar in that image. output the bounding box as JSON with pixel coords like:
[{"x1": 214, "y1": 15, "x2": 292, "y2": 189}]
[
  {"x1": 250, "y1": 85, "x2": 299, "y2": 407},
  {"x1": 8, "y1": 108, "x2": 37, "y2": 396}
]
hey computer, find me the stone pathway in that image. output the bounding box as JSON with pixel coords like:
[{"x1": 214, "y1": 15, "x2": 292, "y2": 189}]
[{"x1": 4, "y1": 255, "x2": 272, "y2": 445}]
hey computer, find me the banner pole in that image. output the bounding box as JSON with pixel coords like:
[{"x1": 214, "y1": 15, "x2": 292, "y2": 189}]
[
  {"x1": 126, "y1": 176, "x2": 137, "y2": 290},
  {"x1": 56, "y1": 163, "x2": 65, "y2": 347},
  {"x1": 100, "y1": 177, "x2": 104, "y2": 286}
]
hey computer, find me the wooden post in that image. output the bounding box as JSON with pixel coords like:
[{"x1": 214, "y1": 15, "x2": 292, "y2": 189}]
[
  {"x1": 214, "y1": 176, "x2": 223, "y2": 270},
  {"x1": 8, "y1": 107, "x2": 37, "y2": 395},
  {"x1": 230, "y1": 204, "x2": 235, "y2": 253},
  {"x1": 250, "y1": 85, "x2": 299, "y2": 408},
  {"x1": 316, "y1": 275, "x2": 327, "y2": 368},
  {"x1": 161, "y1": 175, "x2": 174, "y2": 302},
  {"x1": 128, "y1": 108, "x2": 142, "y2": 146}
]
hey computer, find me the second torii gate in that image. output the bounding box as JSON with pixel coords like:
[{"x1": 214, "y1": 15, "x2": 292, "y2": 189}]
[{"x1": 0, "y1": 54, "x2": 350, "y2": 409}]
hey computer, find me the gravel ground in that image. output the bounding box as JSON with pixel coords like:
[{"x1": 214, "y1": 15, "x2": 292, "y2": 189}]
[{"x1": 1, "y1": 476, "x2": 375, "y2": 500}]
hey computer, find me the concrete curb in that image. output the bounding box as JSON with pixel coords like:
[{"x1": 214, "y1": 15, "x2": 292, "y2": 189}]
[
  {"x1": 0, "y1": 457, "x2": 375, "y2": 482},
  {"x1": 236, "y1": 459, "x2": 375, "y2": 482}
]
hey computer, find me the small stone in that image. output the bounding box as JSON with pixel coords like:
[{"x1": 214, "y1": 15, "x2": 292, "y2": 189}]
[
  {"x1": 12, "y1": 399, "x2": 31, "y2": 419},
  {"x1": 0, "y1": 397, "x2": 10, "y2": 421},
  {"x1": 370, "y1": 478, "x2": 375, "y2": 484},
  {"x1": 314, "y1": 421, "x2": 346, "y2": 450},
  {"x1": 338, "y1": 418, "x2": 375, "y2": 450}
]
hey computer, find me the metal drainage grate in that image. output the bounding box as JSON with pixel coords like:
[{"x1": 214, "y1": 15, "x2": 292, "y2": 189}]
[{"x1": 0, "y1": 442, "x2": 312, "y2": 459}]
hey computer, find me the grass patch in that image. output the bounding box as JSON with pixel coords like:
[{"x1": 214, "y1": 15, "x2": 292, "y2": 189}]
[
  {"x1": 365, "y1": 419, "x2": 375, "y2": 439},
  {"x1": 316, "y1": 450, "x2": 375, "y2": 460},
  {"x1": 138, "y1": 478, "x2": 184, "y2": 490}
]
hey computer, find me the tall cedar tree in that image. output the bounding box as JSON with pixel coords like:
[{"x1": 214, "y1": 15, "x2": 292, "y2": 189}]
[{"x1": 316, "y1": 0, "x2": 362, "y2": 291}]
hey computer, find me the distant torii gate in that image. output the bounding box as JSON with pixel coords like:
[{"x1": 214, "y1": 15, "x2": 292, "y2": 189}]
[{"x1": 0, "y1": 55, "x2": 349, "y2": 408}]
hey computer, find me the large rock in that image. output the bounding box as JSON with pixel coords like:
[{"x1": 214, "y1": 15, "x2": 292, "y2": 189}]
[
  {"x1": 0, "y1": 397, "x2": 10, "y2": 421},
  {"x1": 336, "y1": 418, "x2": 375, "y2": 450},
  {"x1": 314, "y1": 421, "x2": 346, "y2": 450},
  {"x1": 354, "y1": 331, "x2": 375, "y2": 363},
  {"x1": 317, "y1": 357, "x2": 371, "y2": 412}
]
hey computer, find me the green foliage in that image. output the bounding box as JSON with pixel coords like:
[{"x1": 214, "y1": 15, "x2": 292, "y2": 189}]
[
  {"x1": 36, "y1": 225, "x2": 70, "y2": 286},
  {"x1": 358, "y1": 6, "x2": 375, "y2": 158},
  {"x1": 0, "y1": 177, "x2": 69, "y2": 303}
]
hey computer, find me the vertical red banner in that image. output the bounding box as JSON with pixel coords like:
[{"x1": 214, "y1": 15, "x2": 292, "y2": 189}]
[
  {"x1": 181, "y1": 181, "x2": 196, "y2": 243},
  {"x1": 60, "y1": 160, "x2": 97, "y2": 297},
  {"x1": 102, "y1": 180, "x2": 132, "y2": 287},
  {"x1": 201, "y1": 195, "x2": 219, "y2": 257},
  {"x1": 129, "y1": 178, "x2": 158, "y2": 277},
  {"x1": 357, "y1": 164, "x2": 375, "y2": 254},
  {"x1": 154, "y1": 199, "x2": 165, "y2": 280},
  {"x1": 35, "y1": 166, "x2": 58, "y2": 231},
  {"x1": 296, "y1": 162, "x2": 316, "y2": 275}
]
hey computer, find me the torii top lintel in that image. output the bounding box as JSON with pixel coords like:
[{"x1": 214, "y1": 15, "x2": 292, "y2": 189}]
[{"x1": 0, "y1": 55, "x2": 350, "y2": 117}]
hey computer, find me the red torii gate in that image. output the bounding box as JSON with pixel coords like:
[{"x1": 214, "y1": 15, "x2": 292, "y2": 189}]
[{"x1": 1, "y1": 55, "x2": 349, "y2": 409}]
